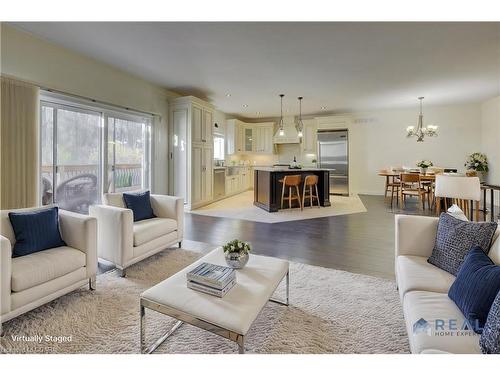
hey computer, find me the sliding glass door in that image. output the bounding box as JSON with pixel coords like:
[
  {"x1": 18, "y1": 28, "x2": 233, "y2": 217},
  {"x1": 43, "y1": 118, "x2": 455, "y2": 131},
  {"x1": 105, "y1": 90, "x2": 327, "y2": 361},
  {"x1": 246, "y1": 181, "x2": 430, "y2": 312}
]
[
  {"x1": 107, "y1": 116, "x2": 150, "y2": 193},
  {"x1": 41, "y1": 102, "x2": 101, "y2": 214},
  {"x1": 40, "y1": 95, "x2": 152, "y2": 214}
]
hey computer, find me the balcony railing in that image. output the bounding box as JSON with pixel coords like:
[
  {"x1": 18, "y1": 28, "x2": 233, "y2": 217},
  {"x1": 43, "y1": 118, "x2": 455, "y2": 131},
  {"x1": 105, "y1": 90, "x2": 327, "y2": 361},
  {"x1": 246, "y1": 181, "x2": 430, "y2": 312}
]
[{"x1": 41, "y1": 163, "x2": 143, "y2": 213}]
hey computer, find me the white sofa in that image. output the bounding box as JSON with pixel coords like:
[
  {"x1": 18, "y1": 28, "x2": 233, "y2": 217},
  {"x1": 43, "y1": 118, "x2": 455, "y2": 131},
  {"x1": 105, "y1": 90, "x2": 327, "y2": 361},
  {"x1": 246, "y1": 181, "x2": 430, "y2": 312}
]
[
  {"x1": 395, "y1": 214, "x2": 500, "y2": 354},
  {"x1": 0, "y1": 207, "x2": 97, "y2": 335},
  {"x1": 89, "y1": 192, "x2": 183, "y2": 276}
]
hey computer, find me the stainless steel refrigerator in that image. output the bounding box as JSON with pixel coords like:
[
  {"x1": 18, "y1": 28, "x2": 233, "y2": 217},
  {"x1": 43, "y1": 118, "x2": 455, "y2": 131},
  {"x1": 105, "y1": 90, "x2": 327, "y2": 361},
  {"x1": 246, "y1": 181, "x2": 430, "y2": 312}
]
[{"x1": 317, "y1": 130, "x2": 349, "y2": 196}]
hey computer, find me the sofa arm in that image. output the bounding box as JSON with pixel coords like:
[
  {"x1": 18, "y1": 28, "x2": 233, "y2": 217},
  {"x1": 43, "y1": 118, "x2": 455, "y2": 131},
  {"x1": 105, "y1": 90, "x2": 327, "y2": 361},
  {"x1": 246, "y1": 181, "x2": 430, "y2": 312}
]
[
  {"x1": 395, "y1": 214, "x2": 439, "y2": 258},
  {"x1": 150, "y1": 194, "x2": 184, "y2": 239},
  {"x1": 0, "y1": 235, "x2": 12, "y2": 315},
  {"x1": 59, "y1": 210, "x2": 97, "y2": 278},
  {"x1": 89, "y1": 205, "x2": 133, "y2": 268}
]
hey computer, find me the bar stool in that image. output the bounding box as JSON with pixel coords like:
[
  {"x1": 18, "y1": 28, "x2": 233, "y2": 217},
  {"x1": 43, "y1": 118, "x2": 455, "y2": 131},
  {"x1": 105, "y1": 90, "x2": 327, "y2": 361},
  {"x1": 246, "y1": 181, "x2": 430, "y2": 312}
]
[
  {"x1": 302, "y1": 175, "x2": 320, "y2": 208},
  {"x1": 280, "y1": 175, "x2": 302, "y2": 210}
]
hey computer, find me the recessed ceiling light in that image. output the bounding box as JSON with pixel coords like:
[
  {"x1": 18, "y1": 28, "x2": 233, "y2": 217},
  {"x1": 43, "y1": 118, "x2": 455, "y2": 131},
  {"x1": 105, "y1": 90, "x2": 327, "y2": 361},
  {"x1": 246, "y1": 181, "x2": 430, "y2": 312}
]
[
  {"x1": 243, "y1": 104, "x2": 248, "y2": 108},
  {"x1": 225, "y1": 93, "x2": 231, "y2": 97},
  {"x1": 321, "y1": 106, "x2": 327, "y2": 110}
]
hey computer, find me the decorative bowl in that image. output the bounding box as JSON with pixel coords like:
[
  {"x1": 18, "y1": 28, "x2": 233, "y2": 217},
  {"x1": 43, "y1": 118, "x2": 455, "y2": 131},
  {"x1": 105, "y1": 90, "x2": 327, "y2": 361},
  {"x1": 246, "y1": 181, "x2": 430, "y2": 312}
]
[{"x1": 224, "y1": 251, "x2": 249, "y2": 269}]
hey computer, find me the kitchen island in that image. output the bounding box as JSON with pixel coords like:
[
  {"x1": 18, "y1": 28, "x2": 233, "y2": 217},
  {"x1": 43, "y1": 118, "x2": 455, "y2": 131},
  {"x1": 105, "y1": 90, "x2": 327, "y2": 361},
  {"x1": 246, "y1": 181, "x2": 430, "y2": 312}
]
[{"x1": 253, "y1": 167, "x2": 331, "y2": 212}]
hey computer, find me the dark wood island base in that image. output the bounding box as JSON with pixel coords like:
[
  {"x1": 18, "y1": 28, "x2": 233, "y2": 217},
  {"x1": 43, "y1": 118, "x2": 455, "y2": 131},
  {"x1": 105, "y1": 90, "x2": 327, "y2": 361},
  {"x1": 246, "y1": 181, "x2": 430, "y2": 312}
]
[{"x1": 254, "y1": 168, "x2": 331, "y2": 212}]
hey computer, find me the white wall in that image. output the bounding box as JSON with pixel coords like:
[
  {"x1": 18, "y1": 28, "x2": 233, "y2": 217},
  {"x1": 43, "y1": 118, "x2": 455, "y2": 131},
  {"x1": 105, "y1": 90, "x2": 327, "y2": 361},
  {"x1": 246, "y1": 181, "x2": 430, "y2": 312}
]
[
  {"x1": 0, "y1": 24, "x2": 177, "y2": 194},
  {"x1": 351, "y1": 103, "x2": 483, "y2": 195},
  {"x1": 481, "y1": 96, "x2": 500, "y2": 187}
]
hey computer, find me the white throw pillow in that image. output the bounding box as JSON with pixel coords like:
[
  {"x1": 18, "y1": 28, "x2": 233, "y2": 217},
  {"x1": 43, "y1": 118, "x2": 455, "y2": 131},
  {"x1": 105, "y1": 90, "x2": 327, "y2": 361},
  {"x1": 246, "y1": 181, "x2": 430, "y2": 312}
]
[{"x1": 447, "y1": 204, "x2": 469, "y2": 221}]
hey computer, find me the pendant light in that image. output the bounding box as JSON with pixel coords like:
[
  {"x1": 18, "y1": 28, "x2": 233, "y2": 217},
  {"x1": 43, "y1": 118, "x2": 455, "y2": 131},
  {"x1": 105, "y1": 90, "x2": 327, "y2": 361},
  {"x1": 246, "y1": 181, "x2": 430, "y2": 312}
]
[
  {"x1": 297, "y1": 96, "x2": 304, "y2": 138},
  {"x1": 406, "y1": 97, "x2": 438, "y2": 142},
  {"x1": 279, "y1": 94, "x2": 285, "y2": 136}
]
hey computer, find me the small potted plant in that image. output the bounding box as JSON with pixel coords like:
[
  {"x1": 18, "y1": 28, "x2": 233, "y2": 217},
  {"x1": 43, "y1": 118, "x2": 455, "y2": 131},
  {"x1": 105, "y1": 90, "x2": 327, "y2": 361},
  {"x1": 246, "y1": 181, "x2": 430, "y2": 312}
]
[
  {"x1": 223, "y1": 239, "x2": 251, "y2": 269},
  {"x1": 416, "y1": 160, "x2": 433, "y2": 175},
  {"x1": 465, "y1": 152, "x2": 488, "y2": 182}
]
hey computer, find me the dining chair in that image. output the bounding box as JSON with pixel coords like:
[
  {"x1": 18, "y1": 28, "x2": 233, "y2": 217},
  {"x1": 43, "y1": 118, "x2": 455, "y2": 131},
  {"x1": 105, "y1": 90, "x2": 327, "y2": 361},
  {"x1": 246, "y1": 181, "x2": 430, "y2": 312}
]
[
  {"x1": 434, "y1": 175, "x2": 481, "y2": 221},
  {"x1": 380, "y1": 170, "x2": 400, "y2": 208},
  {"x1": 400, "y1": 173, "x2": 429, "y2": 210}
]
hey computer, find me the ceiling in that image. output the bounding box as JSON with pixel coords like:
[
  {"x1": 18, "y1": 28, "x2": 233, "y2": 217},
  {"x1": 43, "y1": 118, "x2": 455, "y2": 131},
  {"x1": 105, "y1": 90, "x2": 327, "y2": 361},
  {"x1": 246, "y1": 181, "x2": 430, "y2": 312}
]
[{"x1": 11, "y1": 22, "x2": 500, "y2": 118}]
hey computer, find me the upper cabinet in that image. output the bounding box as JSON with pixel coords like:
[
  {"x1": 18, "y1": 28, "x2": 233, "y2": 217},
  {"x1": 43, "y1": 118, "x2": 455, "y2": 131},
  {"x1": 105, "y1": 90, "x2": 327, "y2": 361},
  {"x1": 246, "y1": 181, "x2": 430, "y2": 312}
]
[
  {"x1": 192, "y1": 105, "x2": 213, "y2": 144},
  {"x1": 226, "y1": 120, "x2": 274, "y2": 155},
  {"x1": 302, "y1": 119, "x2": 318, "y2": 154},
  {"x1": 254, "y1": 123, "x2": 274, "y2": 154}
]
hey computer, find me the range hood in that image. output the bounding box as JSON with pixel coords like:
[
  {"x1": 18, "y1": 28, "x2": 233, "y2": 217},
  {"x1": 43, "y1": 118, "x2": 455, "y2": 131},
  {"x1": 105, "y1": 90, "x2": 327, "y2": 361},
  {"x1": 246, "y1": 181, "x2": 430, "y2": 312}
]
[{"x1": 273, "y1": 117, "x2": 301, "y2": 144}]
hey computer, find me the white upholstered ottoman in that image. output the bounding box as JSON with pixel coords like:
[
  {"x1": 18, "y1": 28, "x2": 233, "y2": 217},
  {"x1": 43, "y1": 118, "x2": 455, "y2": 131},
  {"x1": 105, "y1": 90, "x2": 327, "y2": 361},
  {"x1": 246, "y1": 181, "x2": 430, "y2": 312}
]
[{"x1": 140, "y1": 247, "x2": 289, "y2": 353}]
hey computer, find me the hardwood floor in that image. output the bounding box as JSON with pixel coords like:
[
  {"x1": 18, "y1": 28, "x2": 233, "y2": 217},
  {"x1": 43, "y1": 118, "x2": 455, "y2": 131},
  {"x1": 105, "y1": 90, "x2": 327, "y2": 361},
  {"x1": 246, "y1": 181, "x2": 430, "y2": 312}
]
[{"x1": 184, "y1": 194, "x2": 431, "y2": 280}]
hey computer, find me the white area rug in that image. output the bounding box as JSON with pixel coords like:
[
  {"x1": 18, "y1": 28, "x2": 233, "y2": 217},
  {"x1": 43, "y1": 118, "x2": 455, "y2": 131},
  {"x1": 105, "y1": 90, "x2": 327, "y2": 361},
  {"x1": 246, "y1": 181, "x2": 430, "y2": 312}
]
[
  {"x1": 189, "y1": 191, "x2": 367, "y2": 223},
  {"x1": 0, "y1": 248, "x2": 409, "y2": 354}
]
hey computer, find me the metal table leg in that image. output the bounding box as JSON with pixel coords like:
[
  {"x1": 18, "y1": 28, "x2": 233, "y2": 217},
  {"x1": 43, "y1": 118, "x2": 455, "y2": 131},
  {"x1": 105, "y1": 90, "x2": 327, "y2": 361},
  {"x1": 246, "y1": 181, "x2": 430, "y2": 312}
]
[
  {"x1": 269, "y1": 270, "x2": 290, "y2": 306},
  {"x1": 141, "y1": 303, "x2": 184, "y2": 354}
]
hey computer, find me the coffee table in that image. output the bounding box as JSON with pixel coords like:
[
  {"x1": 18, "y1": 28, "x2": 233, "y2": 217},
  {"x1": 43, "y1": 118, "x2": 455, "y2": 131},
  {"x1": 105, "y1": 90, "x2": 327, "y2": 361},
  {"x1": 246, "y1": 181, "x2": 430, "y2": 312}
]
[{"x1": 140, "y1": 247, "x2": 289, "y2": 354}]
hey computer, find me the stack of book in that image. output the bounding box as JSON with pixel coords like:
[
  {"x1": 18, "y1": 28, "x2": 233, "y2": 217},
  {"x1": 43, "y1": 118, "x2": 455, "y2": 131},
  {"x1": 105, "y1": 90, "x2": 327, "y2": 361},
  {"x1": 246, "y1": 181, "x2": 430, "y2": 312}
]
[{"x1": 186, "y1": 262, "x2": 236, "y2": 298}]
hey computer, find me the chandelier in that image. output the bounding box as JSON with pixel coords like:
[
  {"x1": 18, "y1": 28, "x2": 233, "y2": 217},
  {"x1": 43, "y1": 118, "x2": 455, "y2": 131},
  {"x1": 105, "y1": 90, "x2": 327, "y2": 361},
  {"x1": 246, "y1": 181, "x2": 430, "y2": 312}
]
[
  {"x1": 406, "y1": 97, "x2": 438, "y2": 142},
  {"x1": 297, "y1": 96, "x2": 304, "y2": 137}
]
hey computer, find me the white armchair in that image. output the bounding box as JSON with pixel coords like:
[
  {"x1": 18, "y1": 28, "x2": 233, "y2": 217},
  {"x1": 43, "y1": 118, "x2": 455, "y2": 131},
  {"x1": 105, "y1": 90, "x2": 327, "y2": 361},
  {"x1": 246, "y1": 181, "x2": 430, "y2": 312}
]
[
  {"x1": 89, "y1": 192, "x2": 183, "y2": 276},
  {"x1": 0, "y1": 208, "x2": 97, "y2": 336}
]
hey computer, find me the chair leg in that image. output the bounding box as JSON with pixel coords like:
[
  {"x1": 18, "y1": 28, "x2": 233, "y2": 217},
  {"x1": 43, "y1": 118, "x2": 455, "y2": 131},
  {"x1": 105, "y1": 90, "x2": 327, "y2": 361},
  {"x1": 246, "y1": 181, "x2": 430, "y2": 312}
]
[
  {"x1": 315, "y1": 185, "x2": 320, "y2": 207},
  {"x1": 302, "y1": 183, "x2": 306, "y2": 208},
  {"x1": 89, "y1": 276, "x2": 96, "y2": 290},
  {"x1": 390, "y1": 184, "x2": 394, "y2": 208},
  {"x1": 297, "y1": 185, "x2": 302, "y2": 210},
  {"x1": 289, "y1": 187, "x2": 292, "y2": 209},
  {"x1": 281, "y1": 183, "x2": 285, "y2": 209},
  {"x1": 384, "y1": 176, "x2": 389, "y2": 199}
]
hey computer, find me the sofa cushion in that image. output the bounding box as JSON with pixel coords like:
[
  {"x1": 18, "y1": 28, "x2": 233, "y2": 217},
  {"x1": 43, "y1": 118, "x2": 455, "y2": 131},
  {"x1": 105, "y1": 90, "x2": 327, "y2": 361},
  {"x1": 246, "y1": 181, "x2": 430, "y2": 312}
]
[
  {"x1": 428, "y1": 213, "x2": 497, "y2": 276},
  {"x1": 103, "y1": 193, "x2": 126, "y2": 208},
  {"x1": 403, "y1": 290, "x2": 481, "y2": 354},
  {"x1": 397, "y1": 255, "x2": 456, "y2": 299},
  {"x1": 133, "y1": 217, "x2": 177, "y2": 247},
  {"x1": 448, "y1": 247, "x2": 500, "y2": 333},
  {"x1": 8, "y1": 207, "x2": 66, "y2": 258},
  {"x1": 11, "y1": 246, "x2": 86, "y2": 292},
  {"x1": 480, "y1": 291, "x2": 500, "y2": 353},
  {"x1": 123, "y1": 190, "x2": 156, "y2": 222}
]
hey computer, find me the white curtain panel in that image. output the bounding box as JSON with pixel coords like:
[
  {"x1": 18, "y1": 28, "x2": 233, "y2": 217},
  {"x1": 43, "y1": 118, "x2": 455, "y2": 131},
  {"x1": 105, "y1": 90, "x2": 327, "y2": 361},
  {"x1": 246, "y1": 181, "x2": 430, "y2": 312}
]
[{"x1": 0, "y1": 77, "x2": 40, "y2": 209}]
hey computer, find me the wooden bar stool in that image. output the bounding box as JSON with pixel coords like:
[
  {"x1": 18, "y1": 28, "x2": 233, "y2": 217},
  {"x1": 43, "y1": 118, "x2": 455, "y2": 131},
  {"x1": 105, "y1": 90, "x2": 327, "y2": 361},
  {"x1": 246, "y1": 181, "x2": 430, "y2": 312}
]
[
  {"x1": 280, "y1": 175, "x2": 302, "y2": 210},
  {"x1": 302, "y1": 175, "x2": 320, "y2": 208}
]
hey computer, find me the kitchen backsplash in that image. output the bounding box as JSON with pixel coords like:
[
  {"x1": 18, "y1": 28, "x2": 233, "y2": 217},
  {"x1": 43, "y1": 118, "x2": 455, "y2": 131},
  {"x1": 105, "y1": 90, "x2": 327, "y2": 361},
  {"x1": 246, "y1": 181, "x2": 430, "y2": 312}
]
[{"x1": 226, "y1": 144, "x2": 317, "y2": 167}]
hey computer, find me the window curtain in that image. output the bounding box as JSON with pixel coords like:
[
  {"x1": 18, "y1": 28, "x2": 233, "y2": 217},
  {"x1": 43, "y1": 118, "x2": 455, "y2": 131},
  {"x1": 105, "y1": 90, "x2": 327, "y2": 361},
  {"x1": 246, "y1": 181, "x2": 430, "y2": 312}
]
[{"x1": 0, "y1": 77, "x2": 40, "y2": 209}]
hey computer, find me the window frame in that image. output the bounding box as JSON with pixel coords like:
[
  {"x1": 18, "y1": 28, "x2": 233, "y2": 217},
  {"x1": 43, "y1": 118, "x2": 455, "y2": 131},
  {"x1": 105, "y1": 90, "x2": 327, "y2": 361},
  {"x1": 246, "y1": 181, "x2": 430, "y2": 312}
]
[{"x1": 39, "y1": 91, "x2": 152, "y2": 210}]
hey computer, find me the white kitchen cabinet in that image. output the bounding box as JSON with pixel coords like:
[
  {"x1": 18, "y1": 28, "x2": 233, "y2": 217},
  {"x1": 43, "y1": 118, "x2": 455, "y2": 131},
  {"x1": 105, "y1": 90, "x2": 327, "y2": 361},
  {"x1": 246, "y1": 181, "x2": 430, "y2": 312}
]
[
  {"x1": 302, "y1": 119, "x2": 318, "y2": 154},
  {"x1": 226, "y1": 119, "x2": 244, "y2": 155},
  {"x1": 169, "y1": 96, "x2": 214, "y2": 210},
  {"x1": 254, "y1": 123, "x2": 274, "y2": 153},
  {"x1": 226, "y1": 120, "x2": 274, "y2": 155},
  {"x1": 241, "y1": 125, "x2": 254, "y2": 153},
  {"x1": 225, "y1": 175, "x2": 240, "y2": 195}
]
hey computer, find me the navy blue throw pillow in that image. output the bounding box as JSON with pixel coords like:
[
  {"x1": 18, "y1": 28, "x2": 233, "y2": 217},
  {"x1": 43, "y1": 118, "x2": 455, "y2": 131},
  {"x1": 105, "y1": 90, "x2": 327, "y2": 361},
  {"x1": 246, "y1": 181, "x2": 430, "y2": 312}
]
[
  {"x1": 122, "y1": 190, "x2": 156, "y2": 222},
  {"x1": 8, "y1": 207, "x2": 66, "y2": 258},
  {"x1": 480, "y1": 291, "x2": 500, "y2": 353},
  {"x1": 448, "y1": 246, "x2": 500, "y2": 333}
]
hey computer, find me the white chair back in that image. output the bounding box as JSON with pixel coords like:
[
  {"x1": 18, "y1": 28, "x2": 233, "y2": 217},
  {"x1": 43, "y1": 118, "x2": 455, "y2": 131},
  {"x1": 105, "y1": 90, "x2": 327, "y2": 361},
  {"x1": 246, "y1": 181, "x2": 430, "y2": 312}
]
[{"x1": 434, "y1": 175, "x2": 481, "y2": 201}]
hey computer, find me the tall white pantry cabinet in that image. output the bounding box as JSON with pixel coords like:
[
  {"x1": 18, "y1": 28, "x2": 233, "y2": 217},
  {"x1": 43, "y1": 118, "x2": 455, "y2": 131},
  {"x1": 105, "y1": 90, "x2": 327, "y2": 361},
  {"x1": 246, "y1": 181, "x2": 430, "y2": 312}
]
[{"x1": 170, "y1": 96, "x2": 214, "y2": 210}]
